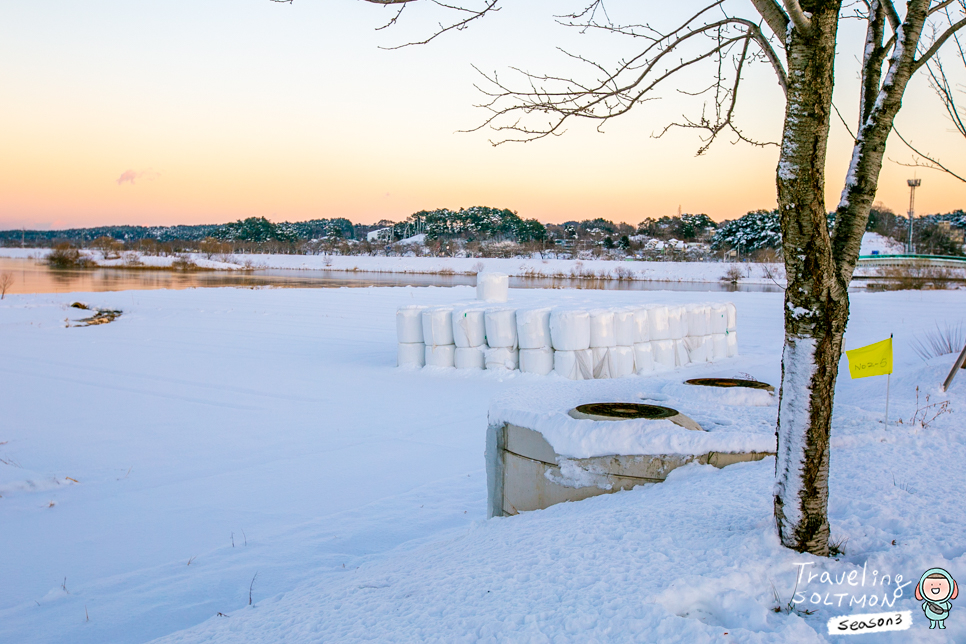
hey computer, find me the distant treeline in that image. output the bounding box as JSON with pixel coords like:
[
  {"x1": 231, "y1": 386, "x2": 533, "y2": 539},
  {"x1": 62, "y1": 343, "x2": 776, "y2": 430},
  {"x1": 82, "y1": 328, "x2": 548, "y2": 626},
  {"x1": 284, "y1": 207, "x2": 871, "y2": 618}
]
[
  {"x1": 3, "y1": 207, "x2": 963, "y2": 256},
  {"x1": 711, "y1": 208, "x2": 966, "y2": 256},
  {"x1": 0, "y1": 217, "x2": 355, "y2": 247}
]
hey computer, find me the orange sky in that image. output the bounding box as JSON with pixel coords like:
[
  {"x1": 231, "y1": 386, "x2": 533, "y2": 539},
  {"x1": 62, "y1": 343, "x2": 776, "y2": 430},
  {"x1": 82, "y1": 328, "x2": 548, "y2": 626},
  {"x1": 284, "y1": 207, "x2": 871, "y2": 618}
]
[{"x1": 1, "y1": 1, "x2": 963, "y2": 231}]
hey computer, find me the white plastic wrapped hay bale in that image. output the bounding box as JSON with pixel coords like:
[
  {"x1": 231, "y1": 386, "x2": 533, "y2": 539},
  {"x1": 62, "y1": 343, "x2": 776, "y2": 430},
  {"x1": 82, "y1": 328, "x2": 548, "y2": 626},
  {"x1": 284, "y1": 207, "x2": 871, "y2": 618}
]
[
  {"x1": 455, "y1": 346, "x2": 485, "y2": 370},
  {"x1": 646, "y1": 305, "x2": 670, "y2": 341},
  {"x1": 554, "y1": 349, "x2": 593, "y2": 380},
  {"x1": 685, "y1": 335, "x2": 713, "y2": 363},
  {"x1": 516, "y1": 307, "x2": 553, "y2": 349},
  {"x1": 674, "y1": 339, "x2": 691, "y2": 367},
  {"x1": 485, "y1": 346, "x2": 519, "y2": 371},
  {"x1": 726, "y1": 302, "x2": 737, "y2": 331},
  {"x1": 425, "y1": 343, "x2": 456, "y2": 368},
  {"x1": 632, "y1": 307, "x2": 650, "y2": 343},
  {"x1": 610, "y1": 345, "x2": 636, "y2": 378},
  {"x1": 484, "y1": 308, "x2": 518, "y2": 348},
  {"x1": 520, "y1": 347, "x2": 554, "y2": 375},
  {"x1": 667, "y1": 305, "x2": 688, "y2": 340},
  {"x1": 727, "y1": 330, "x2": 739, "y2": 357},
  {"x1": 476, "y1": 272, "x2": 508, "y2": 302},
  {"x1": 452, "y1": 306, "x2": 487, "y2": 348},
  {"x1": 710, "y1": 303, "x2": 729, "y2": 335},
  {"x1": 591, "y1": 347, "x2": 612, "y2": 379},
  {"x1": 652, "y1": 339, "x2": 675, "y2": 368},
  {"x1": 686, "y1": 303, "x2": 711, "y2": 337},
  {"x1": 549, "y1": 309, "x2": 591, "y2": 351},
  {"x1": 711, "y1": 333, "x2": 728, "y2": 360},
  {"x1": 421, "y1": 307, "x2": 454, "y2": 347},
  {"x1": 396, "y1": 305, "x2": 427, "y2": 343},
  {"x1": 397, "y1": 342, "x2": 426, "y2": 367},
  {"x1": 613, "y1": 308, "x2": 636, "y2": 346},
  {"x1": 634, "y1": 342, "x2": 655, "y2": 373},
  {"x1": 589, "y1": 309, "x2": 616, "y2": 348}
]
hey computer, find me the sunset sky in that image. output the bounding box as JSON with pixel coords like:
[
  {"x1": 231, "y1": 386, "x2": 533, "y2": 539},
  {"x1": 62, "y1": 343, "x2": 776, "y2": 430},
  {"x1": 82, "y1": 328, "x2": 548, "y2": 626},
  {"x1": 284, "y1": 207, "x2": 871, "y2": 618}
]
[{"x1": 1, "y1": 0, "x2": 963, "y2": 231}]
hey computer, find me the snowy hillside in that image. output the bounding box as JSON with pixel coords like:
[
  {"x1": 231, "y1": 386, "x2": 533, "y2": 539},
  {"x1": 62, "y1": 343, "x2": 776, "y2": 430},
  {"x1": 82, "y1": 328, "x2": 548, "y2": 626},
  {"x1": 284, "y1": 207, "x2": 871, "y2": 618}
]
[{"x1": 860, "y1": 232, "x2": 905, "y2": 255}]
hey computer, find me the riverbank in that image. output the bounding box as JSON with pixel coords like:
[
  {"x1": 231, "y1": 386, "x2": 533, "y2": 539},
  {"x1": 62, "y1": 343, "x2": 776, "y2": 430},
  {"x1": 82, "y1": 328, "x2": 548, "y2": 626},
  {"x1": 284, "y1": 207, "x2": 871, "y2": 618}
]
[
  {"x1": 4, "y1": 246, "x2": 963, "y2": 292},
  {"x1": 0, "y1": 247, "x2": 787, "y2": 286}
]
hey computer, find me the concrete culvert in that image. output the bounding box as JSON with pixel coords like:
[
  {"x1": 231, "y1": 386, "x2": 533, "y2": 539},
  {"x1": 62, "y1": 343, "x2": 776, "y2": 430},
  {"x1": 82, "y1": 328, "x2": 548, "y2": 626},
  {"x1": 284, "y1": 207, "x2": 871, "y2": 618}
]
[{"x1": 487, "y1": 398, "x2": 773, "y2": 517}]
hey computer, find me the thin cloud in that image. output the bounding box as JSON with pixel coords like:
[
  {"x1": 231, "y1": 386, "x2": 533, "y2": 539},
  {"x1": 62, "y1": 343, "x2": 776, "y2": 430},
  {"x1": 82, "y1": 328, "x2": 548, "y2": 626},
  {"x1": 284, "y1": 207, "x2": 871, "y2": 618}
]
[{"x1": 117, "y1": 169, "x2": 160, "y2": 186}]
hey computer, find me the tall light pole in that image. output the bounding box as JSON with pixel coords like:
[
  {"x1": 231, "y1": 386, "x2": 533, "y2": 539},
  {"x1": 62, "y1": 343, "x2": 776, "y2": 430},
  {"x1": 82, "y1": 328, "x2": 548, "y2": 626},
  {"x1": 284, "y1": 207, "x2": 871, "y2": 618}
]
[{"x1": 906, "y1": 178, "x2": 921, "y2": 254}]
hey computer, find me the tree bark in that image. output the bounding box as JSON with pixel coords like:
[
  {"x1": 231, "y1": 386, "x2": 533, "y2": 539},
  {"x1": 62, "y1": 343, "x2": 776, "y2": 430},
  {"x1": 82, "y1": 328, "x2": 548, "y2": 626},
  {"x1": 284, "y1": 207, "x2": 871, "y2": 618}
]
[
  {"x1": 773, "y1": 0, "x2": 932, "y2": 555},
  {"x1": 773, "y1": 1, "x2": 843, "y2": 557}
]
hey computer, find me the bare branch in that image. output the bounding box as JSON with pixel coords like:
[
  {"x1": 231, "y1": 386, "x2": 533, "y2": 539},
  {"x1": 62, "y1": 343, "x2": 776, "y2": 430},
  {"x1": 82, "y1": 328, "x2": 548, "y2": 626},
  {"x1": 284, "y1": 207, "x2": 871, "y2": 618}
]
[
  {"x1": 655, "y1": 30, "x2": 780, "y2": 153},
  {"x1": 890, "y1": 126, "x2": 966, "y2": 181},
  {"x1": 783, "y1": 0, "x2": 814, "y2": 34},
  {"x1": 746, "y1": 20, "x2": 789, "y2": 93},
  {"x1": 928, "y1": 1, "x2": 956, "y2": 18},
  {"x1": 913, "y1": 15, "x2": 966, "y2": 70},
  {"x1": 749, "y1": 0, "x2": 790, "y2": 37},
  {"x1": 554, "y1": 1, "x2": 726, "y2": 40},
  {"x1": 925, "y1": 56, "x2": 966, "y2": 137},
  {"x1": 554, "y1": 0, "x2": 613, "y2": 32},
  {"x1": 859, "y1": 0, "x2": 889, "y2": 127},
  {"x1": 378, "y1": 0, "x2": 501, "y2": 49},
  {"x1": 375, "y1": 3, "x2": 408, "y2": 31},
  {"x1": 882, "y1": 0, "x2": 901, "y2": 30},
  {"x1": 832, "y1": 102, "x2": 857, "y2": 140},
  {"x1": 465, "y1": 15, "x2": 777, "y2": 149}
]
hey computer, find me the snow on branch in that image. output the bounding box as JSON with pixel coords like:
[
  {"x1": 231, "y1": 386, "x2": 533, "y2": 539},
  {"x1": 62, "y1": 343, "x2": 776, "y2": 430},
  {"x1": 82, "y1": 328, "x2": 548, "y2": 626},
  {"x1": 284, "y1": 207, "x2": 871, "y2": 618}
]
[{"x1": 782, "y1": 0, "x2": 813, "y2": 34}]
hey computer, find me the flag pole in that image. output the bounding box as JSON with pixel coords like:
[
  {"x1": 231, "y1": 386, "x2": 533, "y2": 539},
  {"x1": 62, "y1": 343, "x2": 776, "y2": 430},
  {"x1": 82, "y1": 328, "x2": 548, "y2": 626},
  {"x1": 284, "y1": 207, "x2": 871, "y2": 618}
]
[
  {"x1": 885, "y1": 333, "x2": 893, "y2": 427},
  {"x1": 885, "y1": 373, "x2": 890, "y2": 427}
]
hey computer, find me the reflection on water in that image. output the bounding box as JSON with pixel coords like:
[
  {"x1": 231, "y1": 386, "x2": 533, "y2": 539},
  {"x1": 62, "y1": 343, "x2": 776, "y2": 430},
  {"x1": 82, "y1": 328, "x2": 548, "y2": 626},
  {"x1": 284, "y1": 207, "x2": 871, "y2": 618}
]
[{"x1": 0, "y1": 257, "x2": 785, "y2": 295}]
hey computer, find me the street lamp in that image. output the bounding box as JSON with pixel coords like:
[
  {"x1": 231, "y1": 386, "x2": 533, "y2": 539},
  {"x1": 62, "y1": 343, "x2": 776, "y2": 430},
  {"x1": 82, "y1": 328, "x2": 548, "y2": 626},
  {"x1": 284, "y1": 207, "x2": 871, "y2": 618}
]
[{"x1": 907, "y1": 178, "x2": 921, "y2": 254}]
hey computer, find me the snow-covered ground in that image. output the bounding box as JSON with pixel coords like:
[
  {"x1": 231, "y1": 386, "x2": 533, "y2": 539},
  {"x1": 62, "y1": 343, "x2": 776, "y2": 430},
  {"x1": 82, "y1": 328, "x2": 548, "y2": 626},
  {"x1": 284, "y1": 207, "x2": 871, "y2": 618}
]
[{"x1": 1, "y1": 284, "x2": 964, "y2": 643}]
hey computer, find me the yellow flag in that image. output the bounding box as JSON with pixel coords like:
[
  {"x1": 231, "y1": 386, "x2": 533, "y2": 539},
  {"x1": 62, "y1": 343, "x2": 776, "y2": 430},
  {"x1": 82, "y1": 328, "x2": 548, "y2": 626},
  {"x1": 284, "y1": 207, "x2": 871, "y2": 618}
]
[{"x1": 846, "y1": 337, "x2": 893, "y2": 379}]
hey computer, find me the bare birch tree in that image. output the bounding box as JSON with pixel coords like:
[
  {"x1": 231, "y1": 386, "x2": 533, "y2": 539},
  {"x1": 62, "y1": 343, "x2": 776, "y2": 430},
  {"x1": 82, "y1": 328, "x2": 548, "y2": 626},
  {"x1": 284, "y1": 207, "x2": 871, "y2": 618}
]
[{"x1": 310, "y1": 0, "x2": 966, "y2": 556}]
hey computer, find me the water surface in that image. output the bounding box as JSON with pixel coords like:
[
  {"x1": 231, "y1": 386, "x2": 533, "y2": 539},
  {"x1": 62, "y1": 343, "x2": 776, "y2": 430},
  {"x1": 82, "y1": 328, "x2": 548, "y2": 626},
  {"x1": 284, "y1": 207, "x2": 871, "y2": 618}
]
[{"x1": 0, "y1": 257, "x2": 784, "y2": 295}]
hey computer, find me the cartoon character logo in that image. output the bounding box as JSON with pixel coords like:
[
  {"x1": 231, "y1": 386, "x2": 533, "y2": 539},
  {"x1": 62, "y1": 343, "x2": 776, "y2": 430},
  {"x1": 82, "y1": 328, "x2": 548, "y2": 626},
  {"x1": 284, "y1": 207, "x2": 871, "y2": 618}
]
[{"x1": 916, "y1": 568, "x2": 959, "y2": 630}]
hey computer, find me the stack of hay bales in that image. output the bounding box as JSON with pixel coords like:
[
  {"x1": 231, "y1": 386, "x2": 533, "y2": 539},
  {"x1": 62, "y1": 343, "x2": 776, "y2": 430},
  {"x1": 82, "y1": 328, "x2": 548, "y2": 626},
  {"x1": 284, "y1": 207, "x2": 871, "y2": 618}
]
[
  {"x1": 647, "y1": 304, "x2": 675, "y2": 369},
  {"x1": 484, "y1": 308, "x2": 518, "y2": 370},
  {"x1": 396, "y1": 305, "x2": 427, "y2": 367},
  {"x1": 684, "y1": 303, "x2": 712, "y2": 363},
  {"x1": 726, "y1": 302, "x2": 738, "y2": 356},
  {"x1": 517, "y1": 308, "x2": 554, "y2": 375},
  {"x1": 422, "y1": 306, "x2": 456, "y2": 367},
  {"x1": 632, "y1": 306, "x2": 654, "y2": 373},
  {"x1": 550, "y1": 309, "x2": 592, "y2": 380},
  {"x1": 396, "y1": 300, "x2": 738, "y2": 375},
  {"x1": 667, "y1": 305, "x2": 690, "y2": 367},
  {"x1": 453, "y1": 305, "x2": 487, "y2": 369}
]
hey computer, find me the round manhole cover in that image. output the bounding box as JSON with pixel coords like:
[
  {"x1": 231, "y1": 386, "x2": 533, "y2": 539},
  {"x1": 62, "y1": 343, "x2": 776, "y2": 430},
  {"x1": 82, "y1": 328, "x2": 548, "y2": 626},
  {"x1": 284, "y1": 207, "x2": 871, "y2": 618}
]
[
  {"x1": 573, "y1": 402, "x2": 679, "y2": 420},
  {"x1": 685, "y1": 378, "x2": 774, "y2": 391}
]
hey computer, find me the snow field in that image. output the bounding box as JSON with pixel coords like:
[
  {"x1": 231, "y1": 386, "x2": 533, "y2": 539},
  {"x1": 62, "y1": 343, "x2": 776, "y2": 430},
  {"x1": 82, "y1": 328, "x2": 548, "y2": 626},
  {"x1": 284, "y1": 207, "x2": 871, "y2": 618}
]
[{"x1": 1, "y1": 285, "x2": 964, "y2": 643}]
